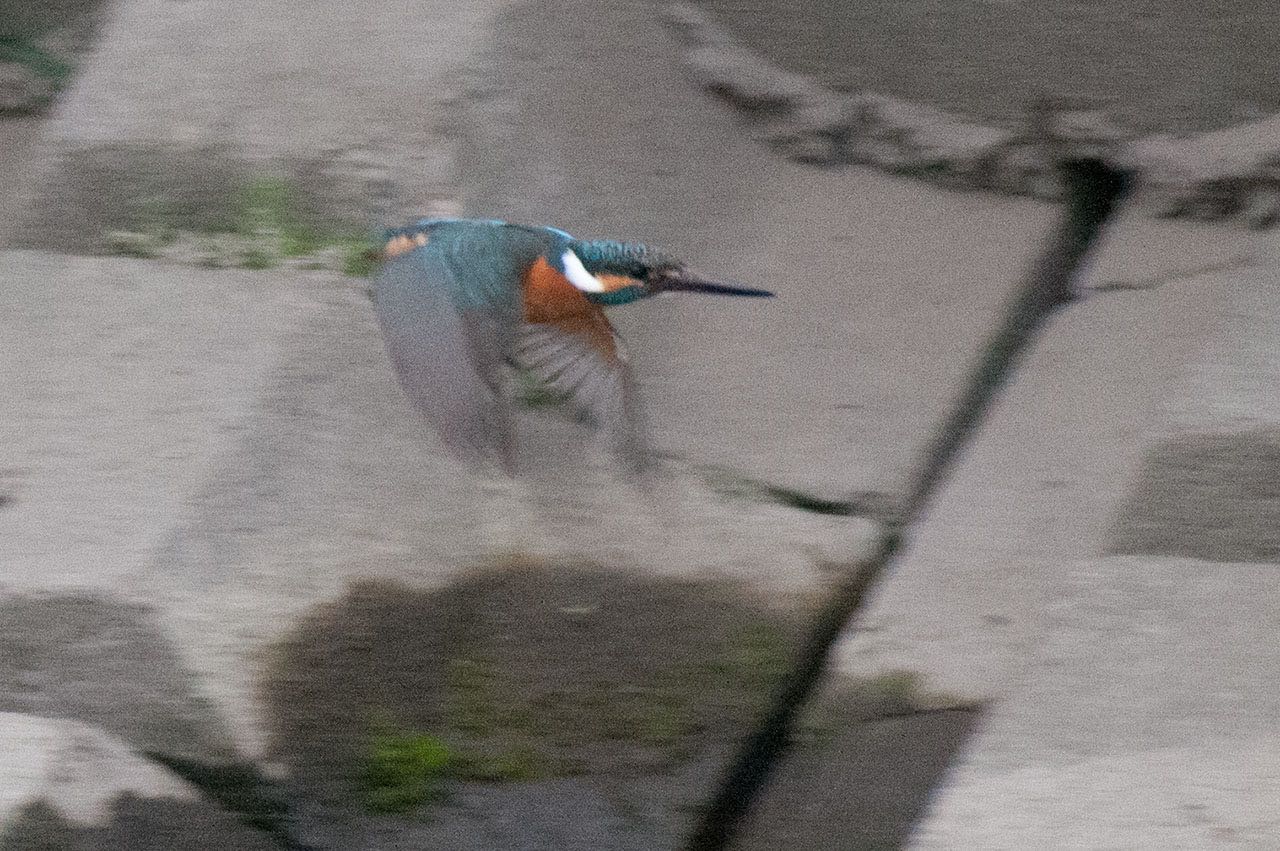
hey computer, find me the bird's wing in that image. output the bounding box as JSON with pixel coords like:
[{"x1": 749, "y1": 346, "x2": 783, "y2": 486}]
[
  {"x1": 515, "y1": 311, "x2": 652, "y2": 474},
  {"x1": 374, "y1": 245, "x2": 518, "y2": 473}
]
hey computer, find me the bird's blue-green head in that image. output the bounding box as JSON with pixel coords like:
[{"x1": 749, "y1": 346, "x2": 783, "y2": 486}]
[{"x1": 560, "y1": 238, "x2": 775, "y2": 305}]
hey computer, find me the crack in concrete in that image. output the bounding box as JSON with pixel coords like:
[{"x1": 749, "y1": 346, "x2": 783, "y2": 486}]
[
  {"x1": 685, "y1": 158, "x2": 1133, "y2": 851},
  {"x1": 1089, "y1": 254, "x2": 1255, "y2": 294},
  {"x1": 899, "y1": 158, "x2": 1133, "y2": 525},
  {"x1": 679, "y1": 458, "x2": 897, "y2": 521}
]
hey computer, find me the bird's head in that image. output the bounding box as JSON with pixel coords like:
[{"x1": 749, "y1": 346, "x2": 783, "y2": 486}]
[{"x1": 563, "y1": 240, "x2": 774, "y2": 305}]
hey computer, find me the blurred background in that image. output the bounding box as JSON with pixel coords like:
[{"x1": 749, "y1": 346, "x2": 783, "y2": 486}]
[{"x1": 3, "y1": 1, "x2": 1278, "y2": 849}]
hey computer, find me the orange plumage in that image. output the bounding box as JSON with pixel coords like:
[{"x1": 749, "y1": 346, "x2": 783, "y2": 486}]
[{"x1": 521, "y1": 255, "x2": 623, "y2": 363}]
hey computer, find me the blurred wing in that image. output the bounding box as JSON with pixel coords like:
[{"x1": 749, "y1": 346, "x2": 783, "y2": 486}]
[
  {"x1": 374, "y1": 247, "x2": 517, "y2": 473},
  {"x1": 515, "y1": 311, "x2": 652, "y2": 474}
]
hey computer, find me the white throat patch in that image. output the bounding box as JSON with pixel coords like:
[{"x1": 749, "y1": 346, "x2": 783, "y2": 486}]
[{"x1": 561, "y1": 250, "x2": 604, "y2": 293}]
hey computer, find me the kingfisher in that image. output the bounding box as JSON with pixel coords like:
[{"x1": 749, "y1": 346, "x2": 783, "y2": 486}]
[{"x1": 372, "y1": 217, "x2": 773, "y2": 477}]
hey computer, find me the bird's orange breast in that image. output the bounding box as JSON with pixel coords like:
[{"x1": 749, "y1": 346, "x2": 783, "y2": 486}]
[
  {"x1": 522, "y1": 255, "x2": 591, "y2": 322},
  {"x1": 522, "y1": 256, "x2": 619, "y2": 362}
]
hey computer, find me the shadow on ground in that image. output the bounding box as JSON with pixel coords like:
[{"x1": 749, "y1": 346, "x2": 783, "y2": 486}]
[
  {"x1": 260, "y1": 562, "x2": 803, "y2": 847},
  {"x1": 249, "y1": 561, "x2": 980, "y2": 849},
  {"x1": 738, "y1": 693, "x2": 980, "y2": 850},
  {"x1": 1108, "y1": 427, "x2": 1280, "y2": 563},
  {"x1": 0, "y1": 595, "x2": 235, "y2": 760},
  {"x1": 0, "y1": 797, "x2": 278, "y2": 851}
]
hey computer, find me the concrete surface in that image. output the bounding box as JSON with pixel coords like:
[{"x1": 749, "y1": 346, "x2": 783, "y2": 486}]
[
  {"x1": 4, "y1": 0, "x2": 901, "y2": 840},
  {"x1": 0, "y1": 593, "x2": 236, "y2": 762},
  {"x1": 0, "y1": 1, "x2": 102, "y2": 39},
  {"x1": 0, "y1": 246, "x2": 879, "y2": 846},
  {"x1": 2, "y1": 797, "x2": 277, "y2": 850},
  {"x1": 1074, "y1": 203, "x2": 1260, "y2": 294},
  {"x1": 0, "y1": 712, "x2": 194, "y2": 826},
  {"x1": 736, "y1": 705, "x2": 981, "y2": 851},
  {"x1": 0, "y1": 254, "x2": 319, "y2": 594},
  {"x1": 6, "y1": 0, "x2": 1280, "y2": 846},
  {"x1": 0, "y1": 118, "x2": 41, "y2": 237},
  {"x1": 1107, "y1": 261, "x2": 1280, "y2": 562},
  {"x1": 824, "y1": 227, "x2": 1280, "y2": 846},
  {"x1": 0, "y1": 0, "x2": 1045, "y2": 836},
  {"x1": 693, "y1": 0, "x2": 1280, "y2": 133},
  {"x1": 831, "y1": 220, "x2": 1252, "y2": 700},
  {"x1": 912, "y1": 558, "x2": 1280, "y2": 850},
  {"x1": 0, "y1": 712, "x2": 275, "y2": 847}
]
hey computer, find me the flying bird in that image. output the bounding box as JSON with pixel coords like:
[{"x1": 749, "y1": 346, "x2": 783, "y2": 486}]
[{"x1": 372, "y1": 217, "x2": 773, "y2": 477}]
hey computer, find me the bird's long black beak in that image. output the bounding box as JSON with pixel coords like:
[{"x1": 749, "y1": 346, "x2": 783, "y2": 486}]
[{"x1": 654, "y1": 271, "x2": 775, "y2": 298}]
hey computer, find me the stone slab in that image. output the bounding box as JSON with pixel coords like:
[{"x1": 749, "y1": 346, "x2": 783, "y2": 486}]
[
  {"x1": 911, "y1": 558, "x2": 1280, "y2": 850},
  {"x1": 13, "y1": 0, "x2": 1262, "y2": 845},
  {"x1": 1075, "y1": 204, "x2": 1260, "y2": 295},
  {"x1": 833, "y1": 229, "x2": 1267, "y2": 701},
  {"x1": 0, "y1": 712, "x2": 194, "y2": 827},
  {"x1": 0, "y1": 712, "x2": 275, "y2": 851},
  {"x1": 0, "y1": 252, "x2": 320, "y2": 592},
  {"x1": 832, "y1": 224, "x2": 1280, "y2": 846},
  {"x1": 0, "y1": 118, "x2": 42, "y2": 242},
  {"x1": 0, "y1": 0, "x2": 101, "y2": 39},
  {"x1": 1104, "y1": 242, "x2": 1280, "y2": 561}
]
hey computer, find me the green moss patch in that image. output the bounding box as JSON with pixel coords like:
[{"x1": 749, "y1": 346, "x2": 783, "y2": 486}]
[
  {"x1": 361, "y1": 727, "x2": 454, "y2": 813},
  {"x1": 231, "y1": 178, "x2": 318, "y2": 255},
  {"x1": 102, "y1": 175, "x2": 381, "y2": 276}
]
